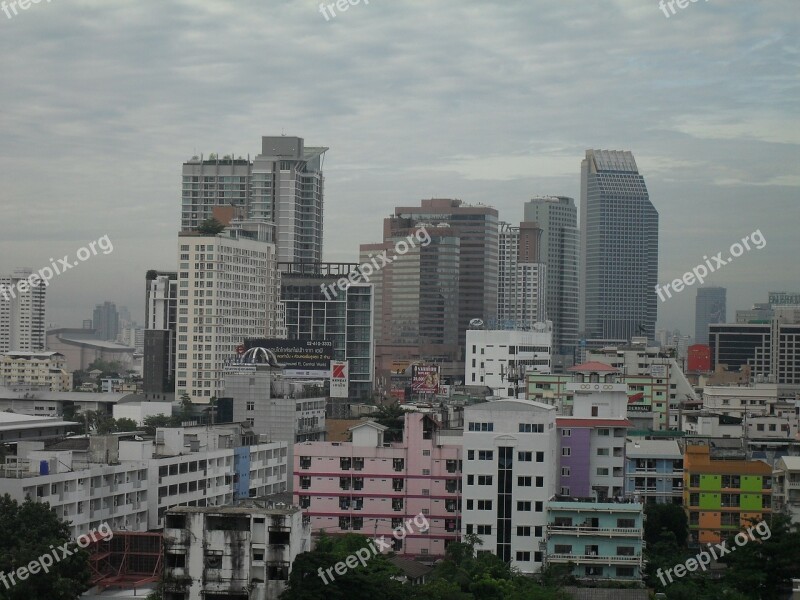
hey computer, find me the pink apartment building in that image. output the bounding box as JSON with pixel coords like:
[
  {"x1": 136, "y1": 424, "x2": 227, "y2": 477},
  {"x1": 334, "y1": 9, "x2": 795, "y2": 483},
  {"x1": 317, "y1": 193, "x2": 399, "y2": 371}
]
[{"x1": 293, "y1": 413, "x2": 463, "y2": 557}]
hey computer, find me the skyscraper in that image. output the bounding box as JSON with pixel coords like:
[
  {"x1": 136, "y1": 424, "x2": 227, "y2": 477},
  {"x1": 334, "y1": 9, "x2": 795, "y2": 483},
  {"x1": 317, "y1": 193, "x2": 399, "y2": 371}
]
[
  {"x1": 181, "y1": 136, "x2": 328, "y2": 264},
  {"x1": 580, "y1": 150, "x2": 658, "y2": 343},
  {"x1": 524, "y1": 196, "x2": 579, "y2": 363},
  {"x1": 362, "y1": 198, "x2": 498, "y2": 380},
  {"x1": 695, "y1": 287, "x2": 726, "y2": 344},
  {"x1": 176, "y1": 219, "x2": 283, "y2": 402},
  {"x1": 497, "y1": 221, "x2": 547, "y2": 330},
  {"x1": 0, "y1": 268, "x2": 46, "y2": 353},
  {"x1": 92, "y1": 301, "x2": 120, "y2": 342},
  {"x1": 144, "y1": 270, "x2": 177, "y2": 399}
]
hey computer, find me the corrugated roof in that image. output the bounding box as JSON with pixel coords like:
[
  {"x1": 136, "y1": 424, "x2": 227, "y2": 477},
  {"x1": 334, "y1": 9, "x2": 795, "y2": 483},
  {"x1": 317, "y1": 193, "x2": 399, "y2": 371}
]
[{"x1": 568, "y1": 361, "x2": 619, "y2": 373}]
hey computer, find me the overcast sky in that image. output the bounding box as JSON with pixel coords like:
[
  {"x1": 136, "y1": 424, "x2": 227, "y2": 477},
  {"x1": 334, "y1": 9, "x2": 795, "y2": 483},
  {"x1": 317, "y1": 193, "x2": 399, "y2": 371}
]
[{"x1": 1, "y1": 0, "x2": 797, "y2": 337}]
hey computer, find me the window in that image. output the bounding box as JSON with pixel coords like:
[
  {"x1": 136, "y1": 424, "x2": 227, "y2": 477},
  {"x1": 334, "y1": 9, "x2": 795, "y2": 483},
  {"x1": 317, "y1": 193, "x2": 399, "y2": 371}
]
[
  {"x1": 517, "y1": 501, "x2": 531, "y2": 511},
  {"x1": 562, "y1": 429, "x2": 571, "y2": 437},
  {"x1": 515, "y1": 551, "x2": 531, "y2": 561},
  {"x1": 467, "y1": 475, "x2": 474, "y2": 485},
  {"x1": 392, "y1": 498, "x2": 403, "y2": 511},
  {"x1": 518, "y1": 451, "x2": 532, "y2": 462},
  {"x1": 518, "y1": 476, "x2": 532, "y2": 487},
  {"x1": 616, "y1": 566, "x2": 635, "y2": 577},
  {"x1": 477, "y1": 500, "x2": 492, "y2": 510},
  {"x1": 393, "y1": 458, "x2": 404, "y2": 471},
  {"x1": 597, "y1": 468, "x2": 609, "y2": 476},
  {"x1": 477, "y1": 525, "x2": 492, "y2": 535},
  {"x1": 478, "y1": 475, "x2": 493, "y2": 485},
  {"x1": 478, "y1": 450, "x2": 493, "y2": 460},
  {"x1": 554, "y1": 544, "x2": 572, "y2": 554},
  {"x1": 467, "y1": 450, "x2": 475, "y2": 460},
  {"x1": 722, "y1": 475, "x2": 741, "y2": 488},
  {"x1": 516, "y1": 526, "x2": 531, "y2": 536},
  {"x1": 340, "y1": 458, "x2": 351, "y2": 470},
  {"x1": 562, "y1": 448, "x2": 571, "y2": 456},
  {"x1": 466, "y1": 500, "x2": 473, "y2": 510},
  {"x1": 535, "y1": 526, "x2": 542, "y2": 536},
  {"x1": 299, "y1": 477, "x2": 311, "y2": 490},
  {"x1": 597, "y1": 428, "x2": 609, "y2": 436},
  {"x1": 299, "y1": 496, "x2": 310, "y2": 508},
  {"x1": 535, "y1": 501, "x2": 543, "y2": 512},
  {"x1": 561, "y1": 467, "x2": 570, "y2": 476},
  {"x1": 597, "y1": 448, "x2": 609, "y2": 456},
  {"x1": 468, "y1": 422, "x2": 494, "y2": 432},
  {"x1": 617, "y1": 518, "x2": 635, "y2": 528},
  {"x1": 353, "y1": 457, "x2": 365, "y2": 471},
  {"x1": 535, "y1": 476, "x2": 543, "y2": 487},
  {"x1": 690, "y1": 474, "x2": 700, "y2": 487},
  {"x1": 518, "y1": 423, "x2": 544, "y2": 433},
  {"x1": 536, "y1": 451, "x2": 544, "y2": 462},
  {"x1": 246, "y1": 401, "x2": 255, "y2": 411},
  {"x1": 422, "y1": 450, "x2": 430, "y2": 456}
]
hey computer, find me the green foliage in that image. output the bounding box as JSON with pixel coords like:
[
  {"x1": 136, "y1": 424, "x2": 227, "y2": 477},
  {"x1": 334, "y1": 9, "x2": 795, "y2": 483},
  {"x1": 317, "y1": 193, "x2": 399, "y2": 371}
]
[
  {"x1": 644, "y1": 503, "x2": 688, "y2": 547},
  {"x1": 369, "y1": 402, "x2": 405, "y2": 442},
  {"x1": 87, "y1": 359, "x2": 125, "y2": 379},
  {"x1": 280, "y1": 533, "x2": 408, "y2": 600},
  {"x1": 142, "y1": 414, "x2": 182, "y2": 435},
  {"x1": 196, "y1": 218, "x2": 225, "y2": 235},
  {"x1": 114, "y1": 417, "x2": 139, "y2": 432},
  {"x1": 0, "y1": 495, "x2": 91, "y2": 599}
]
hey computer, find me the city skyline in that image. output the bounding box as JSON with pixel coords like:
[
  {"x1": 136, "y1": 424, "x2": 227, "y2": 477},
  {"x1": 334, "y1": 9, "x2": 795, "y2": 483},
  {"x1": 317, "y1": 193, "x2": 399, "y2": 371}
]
[{"x1": 0, "y1": 1, "x2": 796, "y2": 338}]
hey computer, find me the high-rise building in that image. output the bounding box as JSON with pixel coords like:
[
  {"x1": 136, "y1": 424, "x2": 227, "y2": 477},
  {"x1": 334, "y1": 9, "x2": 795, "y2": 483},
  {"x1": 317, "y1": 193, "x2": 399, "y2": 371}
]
[
  {"x1": 181, "y1": 136, "x2": 328, "y2": 264},
  {"x1": 0, "y1": 268, "x2": 46, "y2": 353},
  {"x1": 524, "y1": 196, "x2": 579, "y2": 364},
  {"x1": 695, "y1": 287, "x2": 726, "y2": 344},
  {"x1": 497, "y1": 221, "x2": 547, "y2": 330},
  {"x1": 363, "y1": 198, "x2": 498, "y2": 380},
  {"x1": 144, "y1": 271, "x2": 177, "y2": 399},
  {"x1": 176, "y1": 219, "x2": 283, "y2": 402},
  {"x1": 580, "y1": 150, "x2": 658, "y2": 343},
  {"x1": 279, "y1": 262, "x2": 374, "y2": 400},
  {"x1": 93, "y1": 301, "x2": 120, "y2": 342}
]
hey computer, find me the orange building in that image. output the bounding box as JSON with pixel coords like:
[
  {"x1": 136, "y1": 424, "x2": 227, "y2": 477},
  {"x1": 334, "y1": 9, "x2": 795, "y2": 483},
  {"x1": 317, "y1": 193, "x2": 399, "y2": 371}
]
[{"x1": 683, "y1": 444, "x2": 772, "y2": 544}]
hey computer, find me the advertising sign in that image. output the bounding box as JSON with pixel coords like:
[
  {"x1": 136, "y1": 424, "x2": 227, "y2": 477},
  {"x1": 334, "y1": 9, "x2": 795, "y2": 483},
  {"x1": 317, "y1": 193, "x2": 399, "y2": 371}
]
[
  {"x1": 330, "y1": 361, "x2": 349, "y2": 398},
  {"x1": 411, "y1": 364, "x2": 440, "y2": 393},
  {"x1": 245, "y1": 338, "x2": 333, "y2": 376}
]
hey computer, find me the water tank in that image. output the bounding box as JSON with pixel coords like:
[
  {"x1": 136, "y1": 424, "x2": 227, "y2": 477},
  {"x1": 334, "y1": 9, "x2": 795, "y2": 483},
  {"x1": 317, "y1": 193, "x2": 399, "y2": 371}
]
[{"x1": 39, "y1": 460, "x2": 49, "y2": 475}]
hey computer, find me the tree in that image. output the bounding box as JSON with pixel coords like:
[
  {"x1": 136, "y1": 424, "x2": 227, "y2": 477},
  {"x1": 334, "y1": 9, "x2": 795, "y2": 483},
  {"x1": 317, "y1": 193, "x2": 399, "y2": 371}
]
[
  {"x1": 644, "y1": 503, "x2": 688, "y2": 547},
  {"x1": 722, "y1": 513, "x2": 800, "y2": 600},
  {"x1": 142, "y1": 414, "x2": 177, "y2": 436},
  {"x1": 0, "y1": 495, "x2": 92, "y2": 599},
  {"x1": 280, "y1": 533, "x2": 409, "y2": 600},
  {"x1": 369, "y1": 402, "x2": 405, "y2": 442},
  {"x1": 115, "y1": 417, "x2": 139, "y2": 432},
  {"x1": 196, "y1": 218, "x2": 225, "y2": 235}
]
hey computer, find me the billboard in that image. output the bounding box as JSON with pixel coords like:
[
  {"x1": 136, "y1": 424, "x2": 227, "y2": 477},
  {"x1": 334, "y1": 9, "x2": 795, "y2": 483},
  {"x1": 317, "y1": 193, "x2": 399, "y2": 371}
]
[
  {"x1": 245, "y1": 338, "x2": 333, "y2": 375},
  {"x1": 330, "y1": 361, "x2": 349, "y2": 398},
  {"x1": 411, "y1": 364, "x2": 440, "y2": 393}
]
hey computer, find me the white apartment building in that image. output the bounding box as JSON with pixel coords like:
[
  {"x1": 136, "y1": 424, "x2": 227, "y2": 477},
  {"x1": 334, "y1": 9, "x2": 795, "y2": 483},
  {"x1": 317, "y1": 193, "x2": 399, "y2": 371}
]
[
  {"x1": 0, "y1": 425, "x2": 289, "y2": 538},
  {"x1": 462, "y1": 398, "x2": 558, "y2": 574},
  {"x1": 164, "y1": 503, "x2": 310, "y2": 600},
  {"x1": 176, "y1": 220, "x2": 283, "y2": 403},
  {"x1": 702, "y1": 383, "x2": 780, "y2": 417},
  {"x1": 0, "y1": 268, "x2": 46, "y2": 353},
  {"x1": 773, "y1": 456, "x2": 800, "y2": 524},
  {"x1": 497, "y1": 222, "x2": 547, "y2": 331},
  {"x1": 466, "y1": 328, "x2": 552, "y2": 397},
  {"x1": 0, "y1": 351, "x2": 72, "y2": 391}
]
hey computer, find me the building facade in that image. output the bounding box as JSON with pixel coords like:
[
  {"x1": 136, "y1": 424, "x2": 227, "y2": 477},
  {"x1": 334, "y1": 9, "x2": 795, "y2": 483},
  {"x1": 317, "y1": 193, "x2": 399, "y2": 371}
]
[
  {"x1": 497, "y1": 221, "x2": 547, "y2": 330},
  {"x1": 524, "y1": 196, "x2": 579, "y2": 365},
  {"x1": 624, "y1": 440, "x2": 683, "y2": 505},
  {"x1": 280, "y1": 262, "x2": 374, "y2": 400},
  {"x1": 461, "y1": 399, "x2": 558, "y2": 574},
  {"x1": 93, "y1": 301, "x2": 120, "y2": 342},
  {"x1": 144, "y1": 271, "x2": 177, "y2": 400},
  {"x1": 772, "y1": 456, "x2": 800, "y2": 524},
  {"x1": 0, "y1": 268, "x2": 46, "y2": 353},
  {"x1": 0, "y1": 351, "x2": 72, "y2": 391},
  {"x1": 176, "y1": 221, "x2": 283, "y2": 402},
  {"x1": 294, "y1": 413, "x2": 462, "y2": 557},
  {"x1": 465, "y1": 328, "x2": 552, "y2": 396},
  {"x1": 163, "y1": 504, "x2": 310, "y2": 600},
  {"x1": 683, "y1": 444, "x2": 772, "y2": 544},
  {"x1": 580, "y1": 150, "x2": 658, "y2": 343}
]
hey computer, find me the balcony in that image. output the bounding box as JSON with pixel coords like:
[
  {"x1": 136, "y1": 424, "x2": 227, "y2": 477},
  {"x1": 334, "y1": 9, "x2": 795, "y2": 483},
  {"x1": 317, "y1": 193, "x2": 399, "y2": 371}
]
[
  {"x1": 547, "y1": 553, "x2": 642, "y2": 564},
  {"x1": 546, "y1": 525, "x2": 641, "y2": 537}
]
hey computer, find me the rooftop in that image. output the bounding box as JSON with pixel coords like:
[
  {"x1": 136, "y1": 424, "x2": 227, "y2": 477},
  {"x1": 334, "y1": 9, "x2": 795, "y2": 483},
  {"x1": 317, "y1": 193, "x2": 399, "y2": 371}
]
[
  {"x1": 568, "y1": 361, "x2": 619, "y2": 373},
  {"x1": 625, "y1": 439, "x2": 681, "y2": 459}
]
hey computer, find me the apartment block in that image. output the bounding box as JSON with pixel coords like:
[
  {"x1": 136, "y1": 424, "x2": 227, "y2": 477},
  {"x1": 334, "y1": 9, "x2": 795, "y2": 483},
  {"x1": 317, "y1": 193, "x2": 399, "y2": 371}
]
[
  {"x1": 465, "y1": 327, "x2": 552, "y2": 396},
  {"x1": 497, "y1": 221, "x2": 547, "y2": 330},
  {"x1": 0, "y1": 351, "x2": 72, "y2": 391},
  {"x1": 544, "y1": 499, "x2": 645, "y2": 581},
  {"x1": 461, "y1": 399, "x2": 558, "y2": 573},
  {"x1": 683, "y1": 444, "x2": 772, "y2": 544},
  {"x1": 0, "y1": 268, "x2": 46, "y2": 353},
  {"x1": 772, "y1": 456, "x2": 800, "y2": 524},
  {"x1": 624, "y1": 440, "x2": 683, "y2": 505},
  {"x1": 163, "y1": 504, "x2": 310, "y2": 600},
  {"x1": 293, "y1": 413, "x2": 462, "y2": 557}
]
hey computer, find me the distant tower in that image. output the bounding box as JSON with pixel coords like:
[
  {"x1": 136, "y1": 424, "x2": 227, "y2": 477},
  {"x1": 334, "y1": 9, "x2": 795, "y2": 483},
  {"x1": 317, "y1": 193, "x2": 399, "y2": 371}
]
[
  {"x1": 0, "y1": 268, "x2": 46, "y2": 352},
  {"x1": 695, "y1": 287, "x2": 726, "y2": 344}
]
